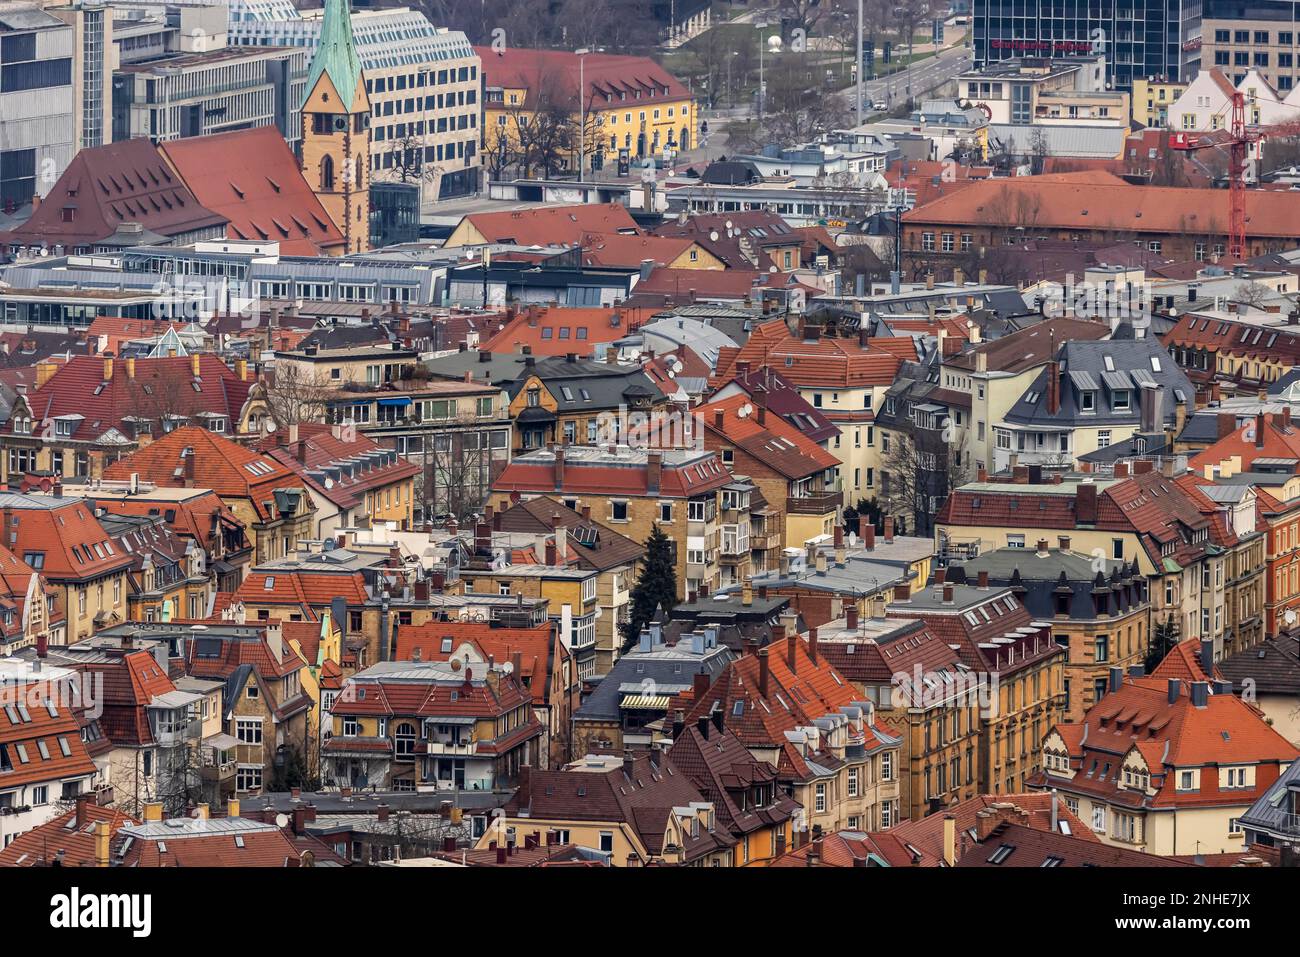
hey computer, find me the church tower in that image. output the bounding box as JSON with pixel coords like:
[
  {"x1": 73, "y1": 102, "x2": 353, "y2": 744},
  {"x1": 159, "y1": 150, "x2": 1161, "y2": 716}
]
[{"x1": 301, "y1": 0, "x2": 370, "y2": 253}]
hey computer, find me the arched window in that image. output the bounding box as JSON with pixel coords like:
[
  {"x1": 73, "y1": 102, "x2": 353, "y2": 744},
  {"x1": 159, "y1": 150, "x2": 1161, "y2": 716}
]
[
  {"x1": 355, "y1": 155, "x2": 364, "y2": 191},
  {"x1": 394, "y1": 721, "x2": 417, "y2": 757},
  {"x1": 321, "y1": 154, "x2": 335, "y2": 190}
]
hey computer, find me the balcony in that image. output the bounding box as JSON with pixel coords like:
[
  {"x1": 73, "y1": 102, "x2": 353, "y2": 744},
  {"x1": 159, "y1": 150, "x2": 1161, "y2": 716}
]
[
  {"x1": 423, "y1": 739, "x2": 476, "y2": 756},
  {"x1": 786, "y1": 491, "x2": 841, "y2": 515}
]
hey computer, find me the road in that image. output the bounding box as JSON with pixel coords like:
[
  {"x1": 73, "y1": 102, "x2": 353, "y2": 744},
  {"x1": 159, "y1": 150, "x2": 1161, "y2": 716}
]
[{"x1": 850, "y1": 42, "x2": 973, "y2": 117}]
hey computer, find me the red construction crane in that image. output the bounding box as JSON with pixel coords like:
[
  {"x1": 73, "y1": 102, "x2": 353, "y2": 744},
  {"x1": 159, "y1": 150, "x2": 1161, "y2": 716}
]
[{"x1": 1170, "y1": 90, "x2": 1300, "y2": 261}]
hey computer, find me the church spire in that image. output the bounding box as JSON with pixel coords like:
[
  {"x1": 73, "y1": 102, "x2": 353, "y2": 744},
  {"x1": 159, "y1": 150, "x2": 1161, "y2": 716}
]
[{"x1": 305, "y1": 0, "x2": 364, "y2": 111}]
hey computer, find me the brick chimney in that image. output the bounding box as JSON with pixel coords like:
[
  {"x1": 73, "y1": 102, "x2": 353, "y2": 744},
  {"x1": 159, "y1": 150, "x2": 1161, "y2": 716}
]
[
  {"x1": 1075, "y1": 482, "x2": 1098, "y2": 524},
  {"x1": 975, "y1": 803, "x2": 1031, "y2": 841},
  {"x1": 646, "y1": 451, "x2": 662, "y2": 494},
  {"x1": 1045, "y1": 360, "x2": 1060, "y2": 415},
  {"x1": 883, "y1": 516, "x2": 895, "y2": 543},
  {"x1": 758, "y1": 647, "x2": 770, "y2": 698},
  {"x1": 553, "y1": 448, "x2": 565, "y2": 490}
]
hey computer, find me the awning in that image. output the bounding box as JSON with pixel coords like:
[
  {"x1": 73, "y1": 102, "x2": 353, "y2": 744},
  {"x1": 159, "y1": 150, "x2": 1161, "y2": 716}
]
[
  {"x1": 377, "y1": 397, "x2": 411, "y2": 407},
  {"x1": 620, "y1": 694, "x2": 672, "y2": 710},
  {"x1": 203, "y1": 732, "x2": 240, "y2": 750}
]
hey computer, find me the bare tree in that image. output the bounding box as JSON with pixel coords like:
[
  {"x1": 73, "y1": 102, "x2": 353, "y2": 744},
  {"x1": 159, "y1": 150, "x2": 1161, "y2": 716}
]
[
  {"x1": 264, "y1": 364, "x2": 339, "y2": 429},
  {"x1": 419, "y1": 414, "x2": 505, "y2": 523}
]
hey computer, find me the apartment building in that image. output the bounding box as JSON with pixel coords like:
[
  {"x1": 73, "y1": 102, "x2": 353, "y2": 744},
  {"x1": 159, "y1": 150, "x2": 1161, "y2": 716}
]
[
  {"x1": 324, "y1": 657, "x2": 542, "y2": 792},
  {"x1": 492, "y1": 445, "x2": 739, "y2": 599},
  {"x1": 104, "y1": 426, "x2": 314, "y2": 566},
  {"x1": 951, "y1": 546, "x2": 1151, "y2": 723},
  {"x1": 322, "y1": 375, "x2": 509, "y2": 525},
  {"x1": 677, "y1": 635, "x2": 901, "y2": 839},
  {"x1": 1035, "y1": 663, "x2": 1298, "y2": 855},
  {"x1": 0, "y1": 659, "x2": 101, "y2": 849},
  {"x1": 1203, "y1": 0, "x2": 1300, "y2": 91},
  {"x1": 231, "y1": 6, "x2": 482, "y2": 203},
  {"x1": 938, "y1": 467, "x2": 1221, "y2": 657}
]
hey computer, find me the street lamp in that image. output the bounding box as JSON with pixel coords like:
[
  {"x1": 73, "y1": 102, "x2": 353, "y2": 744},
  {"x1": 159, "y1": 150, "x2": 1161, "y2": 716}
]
[
  {"x1": 852, "y1": 0, "x2": 863, "y2": 127},
  {"x1": 756, "y1": 21, "x2": 781, "y2": 120},
  {"x1": 417, "y1": 67, "x2": 430, "y2": 216},
  {"x1": 576, "y1": 48, "x2": 592, "y2": 181}
]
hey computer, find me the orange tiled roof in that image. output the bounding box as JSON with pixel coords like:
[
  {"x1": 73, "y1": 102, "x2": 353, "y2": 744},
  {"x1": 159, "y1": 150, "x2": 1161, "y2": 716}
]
[{"x1": 104, "y1": 426, "x2": 308, "y2": 523}]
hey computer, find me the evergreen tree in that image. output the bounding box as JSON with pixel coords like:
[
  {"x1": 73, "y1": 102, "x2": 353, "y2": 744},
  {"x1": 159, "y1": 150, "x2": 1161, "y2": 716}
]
[
  {"x1": 620, "y1": 524, "x2": 678, "y2": 653},
  {"x1": 1144, "y1": 614, "x2": 1180, "y2": 675}
]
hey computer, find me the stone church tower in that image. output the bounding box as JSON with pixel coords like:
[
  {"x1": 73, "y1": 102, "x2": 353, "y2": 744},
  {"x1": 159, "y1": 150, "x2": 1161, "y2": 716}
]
[{"x1": 301, "y1": 0, "x2": 370, "y2": 253}]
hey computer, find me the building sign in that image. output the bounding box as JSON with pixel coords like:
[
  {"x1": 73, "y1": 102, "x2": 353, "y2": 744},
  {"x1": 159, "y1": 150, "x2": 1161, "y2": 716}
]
[{"x1": 990, "y1": 39, "x2": 1094, "y2": 54}]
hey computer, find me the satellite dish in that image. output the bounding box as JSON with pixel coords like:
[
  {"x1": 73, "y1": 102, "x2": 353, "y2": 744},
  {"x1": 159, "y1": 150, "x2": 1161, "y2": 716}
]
[
  {"x1": 275, "y1": 813, "x2": 290, "y2": 828},
  {"x1": 709, "y1": 230, "x2": 719, "y2": 242},
  {"x1": 1287, "y1": 609, "x2": 1297, "y2": 625},
  {"x1": 724, "y1": 220, "x2": 733, "y2": 231}
]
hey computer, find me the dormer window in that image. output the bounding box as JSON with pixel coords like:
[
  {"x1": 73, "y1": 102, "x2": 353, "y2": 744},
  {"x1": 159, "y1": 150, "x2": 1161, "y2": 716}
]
[
  {"x1": 1080, "y1": 391, "x2": 1096, "y2": 412},
  {"x1": 1112, "y1": 389, "x2": 1130, "y2": 412}
]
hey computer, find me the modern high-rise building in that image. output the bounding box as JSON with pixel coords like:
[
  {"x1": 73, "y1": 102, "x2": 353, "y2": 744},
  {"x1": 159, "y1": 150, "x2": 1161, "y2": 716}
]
[
  {"x1": 0, "y1": 0, "x2": 112, "y2": 212},
  {"x1": 229, "y1": 5, "x2": 481, "y2": 205},
  {"x1": 971, "y1": 0, "x2": 1202, "y2": 91},
  {"x1": 1202, "y1": 0, "x2": 1300, "y2": 91}
]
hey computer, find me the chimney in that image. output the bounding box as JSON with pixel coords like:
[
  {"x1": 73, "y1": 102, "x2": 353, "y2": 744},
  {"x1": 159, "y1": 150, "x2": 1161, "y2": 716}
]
[
  {"x1": 786, "y1": 632, "x2": 798, "y2": 673},
  {"x1": 845, "y1": 601, "x2": 859, "y2": 630},
  {"x1": 977, "y1": 570, "x2": 989, "y2": 589},
  {"x1": 742, "y1": 577, "x2": 753, "y2": 606},
  {"x1": 1036, "y1": 538, "x2": 1049, "y2": 556},
  {"x1": 1058, "y1": 535, "x2": 1071, "y2": 550},
  {"x1": 1200, "y1": 638, "x2": 1214, "y2": 678},
  {"x1": 144, "y1": 802, "x2": 163, "y2": 822},
  {"x1": 1257, "y1": 411, "x2": 1267, "y2": 449},
  {"x1": 758, "y1": 648, "x2": 770, "y2": 698},
  {"x1": 1167, "y1": 678, "x2": 1181, "y2": 703},
  {"x1": 1045, "y1": 360, "x2": 1060, "y2": 415},
  {"x1": 1113, "y1": 461, "x2": 1130, "y2": 479},
  {"x1": 808, "y1": 626, "x2": 819, "y2": 665},
  {"x1": 553, "y1": 448, "x2": 565, "y2": 491},
  {"x1": 1190, "y1": 681, "x2": 1210, "y2": 707},
  {"x1": 1075, "y1": 483, "x2": 1098, "y2": 524},
  {"x1": 126, "y1": 357, "x2": 137, "y2": 379},
  {"x1": 714, "y1": 408, "x2": 725, "y2": 431},
  {"x1": 883, "y1": 516, "x2": 895, "y2": 543},
  {"x1": 893, "y1": 583, "x2": 910, "y2": 600},
  {"x1": 102, "y1": 356, "x2": 114, "y2": 381},
  {"x1": 942, "y1": 814, "x2": 957, "y2": 866},
  {"x1": 861, "y1": 517, "x2": 875, "y2": 550},
  {"x1": 646, "y1": 451, "x2": 662, "y2": 494},
  {"x1": 376, "y1": 804, "x2": 390, "y2": 823},
  {"x1": 1109, "y1": 665, "x2": 1123, "y2": 693},
  {"x1": 942, "y1": 585, "x2": 954, "y2": 604},
  {"x1": 227, "y1": 798, "x2": 240, "y2": 819},
  {"x1": 191, "y1": 353, "x2": 201, "y2": 378},
  {"x1": 94, "y1": 821, "x2": 111, "y2": 867}
]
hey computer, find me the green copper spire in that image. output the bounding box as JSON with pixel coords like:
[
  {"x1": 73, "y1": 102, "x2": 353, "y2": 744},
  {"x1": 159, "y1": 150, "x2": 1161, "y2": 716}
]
[{"x1": 304, "y1": 0, "x2": 365, "y2": 112}]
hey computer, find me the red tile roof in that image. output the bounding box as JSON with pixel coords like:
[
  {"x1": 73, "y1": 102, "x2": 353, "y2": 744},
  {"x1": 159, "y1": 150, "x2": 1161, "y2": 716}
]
[
  {"x1": 255, "y1": 422, "x2": 418, "y2": 512},
  {"x1": 578, "y1": 231, "x2": 699, "y2": 269},
  {"x1": 393, "y1": 621, "x2": 559, "y2": 707},
  {"x1": 479, "y1": 304, "x2": 648, "y2": 356},
  {"x1": 476, "y1": 46, "x2": 691, "y2": 111},
  {"x1": 905, "y1": 172, "x2": 1300, "y2": 241},
  {"x1": 104, "y1": 426, "x2": 308, "y2": 523},
  {"x1": 159, "y1": 126, "x2": 344, "y2": 256},
  {"x1": 5, "y1": 354, "x2": 252, "y2": 445},
  {"x1": 8, "y1": 138, "x2": 226, "y2": 248},
  {"x1": 4, "y1": 499, "x2": 133, "y2": 582},
  {"x1": 0, "y1": 802, "x2": 138, "y2": 867},
  {"x1": 0, "y1": 677, "x2": 99, "y2": 788},
  {"x1": 452, "y1": 202, "x2": 637, "y2": 246},
  {"x1": 493, "y1": 449, "x2": 732, "y2": 499},
  {"x1": 699, "y1": 393, "x2": 839, "y2": 479},
  {"x1": 710, "y1": 319, "x2": 907, "y2": 389},
  {"x1": 1040, "y1": 676, "x2": 1298, "y2": 810}
]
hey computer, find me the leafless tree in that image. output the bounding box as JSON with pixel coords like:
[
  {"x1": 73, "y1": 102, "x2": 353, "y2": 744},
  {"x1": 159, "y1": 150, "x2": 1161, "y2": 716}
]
[
  {"x1": 418, "y1": 414, "x2": 505, "y2": 523},
  {"x1": 264, "y1": 364, "x2": 339, "y2": 429}
]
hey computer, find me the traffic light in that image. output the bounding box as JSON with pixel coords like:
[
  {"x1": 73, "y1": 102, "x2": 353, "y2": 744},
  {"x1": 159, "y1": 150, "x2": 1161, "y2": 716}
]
[{"x1": 863, "y1": 37, "x2": 875, "y2": 77}]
